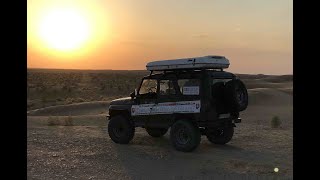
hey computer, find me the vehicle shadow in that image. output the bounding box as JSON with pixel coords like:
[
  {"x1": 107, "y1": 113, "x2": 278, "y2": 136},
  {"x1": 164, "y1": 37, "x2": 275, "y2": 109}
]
[{"x1": 100, "y1": 131, "x2": 283, "y2": 180}]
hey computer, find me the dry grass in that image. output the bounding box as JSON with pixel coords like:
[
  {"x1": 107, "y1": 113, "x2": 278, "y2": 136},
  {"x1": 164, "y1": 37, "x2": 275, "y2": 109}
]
[
  {"x1": 28, "y1": 69, "x2": 292, "y2": 111},
  {"x1": 27, "y1": 69, "x2": 149, "y2": 110},
  {"x1": 47, "y1": 116, "x2": 74, "y2": 126},
  {"x1": 65, "y1": 116, "x2": 73, "y2": 126},
  {"x1": 47, "y1": 116, "x2": 60, "y2": 126}
]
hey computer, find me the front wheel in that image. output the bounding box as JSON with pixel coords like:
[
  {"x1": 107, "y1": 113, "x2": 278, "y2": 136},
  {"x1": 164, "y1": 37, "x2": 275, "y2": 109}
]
[
  {"x1": 108, "y1": 115, "x2": 135, "y2": 144},
  {"x1": 170, "y1": 120, "x2": 201, "y2": 152},
  {"x1": 206, "y1": 126, "x2": 234, "y2": 145}
]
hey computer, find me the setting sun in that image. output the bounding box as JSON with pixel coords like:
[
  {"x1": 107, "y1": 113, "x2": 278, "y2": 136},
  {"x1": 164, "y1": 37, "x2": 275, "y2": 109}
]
[
  {"x1": 28, "y1": 0, "x2": 110, "y2": 61},
  {"x1": 38, "y1": 8, "x2": 90, "y2": 51}
]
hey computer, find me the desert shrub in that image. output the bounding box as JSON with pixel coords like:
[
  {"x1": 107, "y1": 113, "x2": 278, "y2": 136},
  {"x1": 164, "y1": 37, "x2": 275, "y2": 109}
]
[
  {"x1": 56, "y1": 98, "x2": 63, "y2": 102},
  {"x1": 67, "y1": 87, "x2": 72, "y2": 93},
  {"x1": 101, "y1": 96, "x2": 109, "y2": 101},
  {"x1": 100, "y1": 83, "x2": 106, "y2": 90},
  {"x1": 76, "y1": 97, "x2": 85, "y2": 103},
  {"x1": 271, "y1": 116, "x2": 281, "y2": 128},
  {"x1": 27, "y1": 101, "x2": 34, "y2": 109},
  {"x1": 64, "y1": 116, "x2": 73, "y2": 126},
  {"x1": 65, "y1": 98, "x2": 74, "y2": 104},
  {"x1": 40, "y1": 86, "x2": 47, "y2": 92},
  {"x1": 41, "y1": 96, "x2": 47, "y2": 103},
  {"x1": 47, "y1": 116, "x2": 60, "y2": 126}
]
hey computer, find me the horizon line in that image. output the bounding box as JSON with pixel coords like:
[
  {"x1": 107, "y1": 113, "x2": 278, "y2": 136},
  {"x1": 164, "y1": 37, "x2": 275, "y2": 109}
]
[{"x1": 27, "y1": 67, "x2": 293, "y2": 76}]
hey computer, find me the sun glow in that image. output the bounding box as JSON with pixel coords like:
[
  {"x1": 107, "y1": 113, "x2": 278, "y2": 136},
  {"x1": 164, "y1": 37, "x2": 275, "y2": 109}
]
[
  {"x1": 28, "y1": 0, "x2": 110, "y2": 59},
  {"x1": 38, "y1": 8, "x2": 90, "y2": 51}
]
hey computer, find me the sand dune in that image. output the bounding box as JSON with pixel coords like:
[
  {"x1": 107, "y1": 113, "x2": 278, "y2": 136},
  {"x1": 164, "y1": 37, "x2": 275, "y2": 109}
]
[
  {"x1": 248, "y1": 88, "x2": 292, "y2": 106},
  {"x1": 243, "y1": 79, "x2": 292, "y2": 90}
]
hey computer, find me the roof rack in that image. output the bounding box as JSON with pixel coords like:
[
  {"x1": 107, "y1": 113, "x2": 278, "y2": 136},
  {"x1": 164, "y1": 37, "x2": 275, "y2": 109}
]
[
  {"x1": 148, "y1": 68, "x2": 224, "y2": 76},
  {"x1": 146, "y1": 55, "x2": 230, "y2": 72}
]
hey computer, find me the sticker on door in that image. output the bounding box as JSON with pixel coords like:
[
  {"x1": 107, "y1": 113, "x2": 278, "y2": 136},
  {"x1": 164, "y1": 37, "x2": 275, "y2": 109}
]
[{"x1": 131, "y1": 100, "x2": 201, "y2": 116}]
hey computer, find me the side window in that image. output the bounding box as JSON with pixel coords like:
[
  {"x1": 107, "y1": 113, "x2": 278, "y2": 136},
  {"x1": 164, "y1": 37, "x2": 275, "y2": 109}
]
[
  {"x1": 211, "y1": 79, "x2": 232, "y2": 97},
  {"x1": 212, "y1": 79, "x2": 232, "y2": 85},
  {"x1": 159, "y1": 80, "x2": 176, "y2": 95},
  {"x1": 139, "y1": 79, "x2": 157, "y2": 95},
  {"x1": 178, "y1": 79, "x2": 200, "y2": 95}
]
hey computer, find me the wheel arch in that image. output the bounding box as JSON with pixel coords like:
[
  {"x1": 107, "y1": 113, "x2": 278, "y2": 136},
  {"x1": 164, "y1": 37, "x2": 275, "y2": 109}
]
[
  {"x1": 109, "y1": 108, "x2": 131, "y2": 119},
  {"x1": 171, "y1": 113, "x2": 199, "y2": 126}
]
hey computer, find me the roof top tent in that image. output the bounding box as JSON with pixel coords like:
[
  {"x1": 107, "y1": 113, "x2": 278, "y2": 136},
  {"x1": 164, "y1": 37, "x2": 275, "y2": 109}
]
[{"x1": 146, "y1": 55, "x2": 230, "y2": 75}]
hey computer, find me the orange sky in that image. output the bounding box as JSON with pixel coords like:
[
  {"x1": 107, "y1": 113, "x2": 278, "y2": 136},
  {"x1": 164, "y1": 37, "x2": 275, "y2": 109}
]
[{"x1": 27, "y1": 0, "x2": 292, "y2": 75}]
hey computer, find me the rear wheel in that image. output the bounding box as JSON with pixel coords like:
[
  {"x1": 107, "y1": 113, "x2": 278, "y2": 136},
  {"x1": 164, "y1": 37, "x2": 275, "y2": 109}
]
[
  {"x1": 146, "y1": 128, "x2": 168, "y2": 137},
  {"x1": 170, "y1": 120, "x2": 201, "y2": 152},
  {"x1": 206, "y1": 126, "x2": 234, "y2": 145},
  {"x1": 108, "y1": 115, "x2": 135, "y2": 144}
]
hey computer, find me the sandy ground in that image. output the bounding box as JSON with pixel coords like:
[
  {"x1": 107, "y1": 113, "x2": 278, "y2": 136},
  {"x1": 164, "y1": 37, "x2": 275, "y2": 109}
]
[{"x1": 27, "y1": 82, "x2": 293, "y2": 180}]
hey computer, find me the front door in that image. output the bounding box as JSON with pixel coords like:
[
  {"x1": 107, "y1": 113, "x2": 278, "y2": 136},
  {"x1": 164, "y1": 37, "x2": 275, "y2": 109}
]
[{"x1": 131, "y1": 78, "x2": 162, "y2": 127}]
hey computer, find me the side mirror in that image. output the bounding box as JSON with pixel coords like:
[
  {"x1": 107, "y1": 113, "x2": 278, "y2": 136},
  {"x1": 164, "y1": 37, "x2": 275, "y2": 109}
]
[{"x1": 130, "y1": 89, "x2": 138, "y2": 99}]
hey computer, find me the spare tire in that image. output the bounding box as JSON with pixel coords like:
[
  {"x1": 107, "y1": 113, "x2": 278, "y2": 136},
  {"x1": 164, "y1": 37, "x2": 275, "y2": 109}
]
[{"x1": 224, "y1": 79, "x2": 248, "y2": 112}]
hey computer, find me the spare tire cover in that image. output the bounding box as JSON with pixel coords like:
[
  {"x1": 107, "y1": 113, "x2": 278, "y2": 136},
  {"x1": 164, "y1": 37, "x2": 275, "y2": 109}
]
[{"x1": 224, "y1": 79, "x2": 248, "y2": 112}]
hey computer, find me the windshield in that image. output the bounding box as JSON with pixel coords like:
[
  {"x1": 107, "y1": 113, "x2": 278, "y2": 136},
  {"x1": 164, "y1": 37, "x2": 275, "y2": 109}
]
[{"x1": 139, "y1": 79, "x2": 157, "y2": 95}]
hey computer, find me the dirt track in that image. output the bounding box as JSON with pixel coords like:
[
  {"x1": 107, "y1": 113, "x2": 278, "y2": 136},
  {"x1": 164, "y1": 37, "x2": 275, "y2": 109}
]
[{"x1": 27, "y1": 88, "x2": 292, "y2": 180}]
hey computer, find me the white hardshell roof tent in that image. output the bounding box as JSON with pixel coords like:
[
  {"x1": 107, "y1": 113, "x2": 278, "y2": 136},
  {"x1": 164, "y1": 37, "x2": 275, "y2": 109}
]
[{"x1": 146, "y1": 55, "x2": 230, "y2": 71}]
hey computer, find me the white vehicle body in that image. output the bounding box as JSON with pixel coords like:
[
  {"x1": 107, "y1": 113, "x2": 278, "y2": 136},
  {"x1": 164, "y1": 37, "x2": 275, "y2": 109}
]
[{"x1": 131, "y1": 100, "x2": 201, "y2": 116}]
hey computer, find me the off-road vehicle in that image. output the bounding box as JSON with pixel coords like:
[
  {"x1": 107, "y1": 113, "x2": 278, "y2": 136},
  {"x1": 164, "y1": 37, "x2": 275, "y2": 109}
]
[{"x1": 107, "y1": 55, "x2": 248, "y2": 152}]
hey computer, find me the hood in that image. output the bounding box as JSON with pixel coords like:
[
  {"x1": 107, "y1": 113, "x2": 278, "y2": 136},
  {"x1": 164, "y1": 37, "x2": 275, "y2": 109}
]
[{"x1": 110, "y1": 97, "x2": 134, "y2": 105}]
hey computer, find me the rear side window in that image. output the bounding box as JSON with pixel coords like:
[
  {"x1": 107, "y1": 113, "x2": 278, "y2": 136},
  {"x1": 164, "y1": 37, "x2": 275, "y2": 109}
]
[
  {"x1": 178, "y1": 79, "x2": 200, "y2": 95},
  {"x1": 212, "y1": 79, "x2": 232, "y2": 85},
  {"x1": 159, "y1": 80, "x2": 176, "y2": 95}
]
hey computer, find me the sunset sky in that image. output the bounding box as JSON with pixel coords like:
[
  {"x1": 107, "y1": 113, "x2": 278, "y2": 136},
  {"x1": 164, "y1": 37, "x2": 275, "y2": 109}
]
[{"x1": 27, "y1": 0, "x2": 292, "y2": 75}]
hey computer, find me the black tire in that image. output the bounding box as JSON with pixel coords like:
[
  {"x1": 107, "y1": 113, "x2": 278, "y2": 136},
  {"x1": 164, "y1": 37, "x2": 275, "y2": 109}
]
[
  {"x1": 225, "y1": 79, "x2": 248, "y2": 112},
  {"x1": 206, "y1": 126, "x2": 234, "y2": 145},
  {"x1": 170, "y1": 120, "x2": 201, "y2": 152},
  {"x1": 146, "y1": 128, "x2": 168, "y2": 137},
  {"x1": 108, "y1": 115, "x2": 135, "y2": 144}
]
